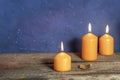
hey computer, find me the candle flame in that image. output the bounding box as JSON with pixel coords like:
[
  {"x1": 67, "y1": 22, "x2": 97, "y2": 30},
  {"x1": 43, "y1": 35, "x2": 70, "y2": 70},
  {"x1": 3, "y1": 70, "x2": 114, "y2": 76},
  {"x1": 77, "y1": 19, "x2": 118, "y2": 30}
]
[
  {"x1": 88, "y1": 22, "x2": 92, "y2": 32},
  {"x1": 61, "y1": 41, "x2": 64, "y2": 51},
  {"x1": 106, "y1": 24, "x2": 109, "y2": 33}
]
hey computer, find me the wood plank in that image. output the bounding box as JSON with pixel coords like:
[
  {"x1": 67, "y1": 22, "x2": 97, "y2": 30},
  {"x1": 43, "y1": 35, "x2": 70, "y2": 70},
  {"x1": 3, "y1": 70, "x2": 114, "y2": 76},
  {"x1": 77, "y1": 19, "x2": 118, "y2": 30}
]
[
  {"x1": 0, "y1": 52, "x2": 120, "y2": 64},
  {"x1": 0, "y1": 52, "x2": 120, "y2": 80},
  {"x1": 1, "y1": 62, "x2": 120, "y2": 79}
]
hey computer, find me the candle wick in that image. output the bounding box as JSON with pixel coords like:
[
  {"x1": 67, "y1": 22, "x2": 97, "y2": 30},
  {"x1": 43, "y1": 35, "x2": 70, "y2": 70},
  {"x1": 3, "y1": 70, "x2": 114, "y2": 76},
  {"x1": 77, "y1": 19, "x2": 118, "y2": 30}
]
[
  {"x1": 88, "y1": 22, "x2": 92, "y2": 33},
  {"x1": 61, "y1": 41, "x2": 64, "y2": 52},
  {"x1": 106, "y1": 24, "x2": 109, "y2": 33}
]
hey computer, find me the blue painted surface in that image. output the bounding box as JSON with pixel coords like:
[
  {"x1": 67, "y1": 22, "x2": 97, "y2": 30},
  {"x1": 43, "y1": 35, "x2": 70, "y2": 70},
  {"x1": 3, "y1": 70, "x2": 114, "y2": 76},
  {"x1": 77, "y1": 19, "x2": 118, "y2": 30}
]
[{"x1": 0, "y1": 0, "x2": 120, "y2": 53}]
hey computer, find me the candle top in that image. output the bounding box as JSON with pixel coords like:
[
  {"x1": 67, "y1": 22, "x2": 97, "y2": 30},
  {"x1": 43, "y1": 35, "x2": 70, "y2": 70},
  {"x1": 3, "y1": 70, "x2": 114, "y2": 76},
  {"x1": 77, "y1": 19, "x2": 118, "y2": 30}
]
[
  {"x1": 106, "y1": 24, "x2": 109, "y2": 33},
  {"x1": 88, "y1": 22, "x2": 92, "y2": 33},
  {"x1": 61, "y1": 41, "x2": 64, "y2": 52}
]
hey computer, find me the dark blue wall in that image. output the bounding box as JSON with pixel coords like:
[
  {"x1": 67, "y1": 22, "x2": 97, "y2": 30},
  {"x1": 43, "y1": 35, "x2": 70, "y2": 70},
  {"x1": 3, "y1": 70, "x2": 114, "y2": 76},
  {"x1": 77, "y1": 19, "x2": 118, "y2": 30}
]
[{"x1": 0, "y1": 0, "x2": 120, "y2": 53}]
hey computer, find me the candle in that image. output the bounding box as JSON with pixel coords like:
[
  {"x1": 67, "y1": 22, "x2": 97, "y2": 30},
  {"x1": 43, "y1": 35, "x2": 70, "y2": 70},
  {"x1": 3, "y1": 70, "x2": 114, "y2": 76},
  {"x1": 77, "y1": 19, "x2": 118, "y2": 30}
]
[
  {"x1": 82, "y1": 23, "x2": 98, "y2": 61},
  {"x1": 54, "y1": 41, "x2": 71, "y2": 72},
  {"x1": 99, "y1": 25, "x2": 114, "y2": 55}
]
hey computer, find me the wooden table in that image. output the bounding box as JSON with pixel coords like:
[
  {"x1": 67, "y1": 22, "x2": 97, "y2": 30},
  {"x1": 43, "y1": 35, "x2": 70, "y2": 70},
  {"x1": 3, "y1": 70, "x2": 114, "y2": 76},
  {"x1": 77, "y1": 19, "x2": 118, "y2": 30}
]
[{"x1": 0, "y1": 52, "x2": 120, "y2": 80}]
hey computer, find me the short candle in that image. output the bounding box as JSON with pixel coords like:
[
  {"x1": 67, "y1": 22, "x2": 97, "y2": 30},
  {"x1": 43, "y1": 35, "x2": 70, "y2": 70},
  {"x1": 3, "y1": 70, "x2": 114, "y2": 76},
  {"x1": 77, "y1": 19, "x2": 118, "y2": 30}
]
[
  {"x1": 54, "y1": 41, "x2": 71, "y2": 72},
  {"x1": 99, "y1": 25, "x2": 114, "y2": 55}
]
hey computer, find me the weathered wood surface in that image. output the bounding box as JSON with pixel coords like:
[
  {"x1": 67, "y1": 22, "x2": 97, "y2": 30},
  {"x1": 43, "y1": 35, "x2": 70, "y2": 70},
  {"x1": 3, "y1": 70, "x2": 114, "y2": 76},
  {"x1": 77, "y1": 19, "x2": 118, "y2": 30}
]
[{"x1": 0, "y1": 52, "x2": 120, "y2": 80}]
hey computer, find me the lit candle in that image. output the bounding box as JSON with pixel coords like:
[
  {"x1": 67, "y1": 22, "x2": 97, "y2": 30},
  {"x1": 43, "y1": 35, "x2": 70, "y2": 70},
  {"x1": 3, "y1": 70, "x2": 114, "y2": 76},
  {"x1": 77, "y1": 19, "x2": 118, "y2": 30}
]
[
  {"x1": 54, "y1": 41, "x2": 71, "y2": 72},
  {"x1": 99, "y1": 25, "x2": 114, "y2": 55},
  {"x1": 82, "y1": 23, "x2": 98, "y2": 61}
]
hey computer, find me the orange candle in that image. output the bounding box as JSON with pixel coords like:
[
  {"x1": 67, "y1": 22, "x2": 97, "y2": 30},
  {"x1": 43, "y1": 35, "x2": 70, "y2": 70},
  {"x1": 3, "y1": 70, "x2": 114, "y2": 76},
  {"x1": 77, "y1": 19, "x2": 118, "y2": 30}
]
[
  {"x1": 99, "y1": 25, "x2": 114, "y2": 55},
  {"x1": 54, "y1": 41, "x2": 71, "y2": 72},
  {"x1": 82, "y1": 23, "x2": 98, "y2": 61}
]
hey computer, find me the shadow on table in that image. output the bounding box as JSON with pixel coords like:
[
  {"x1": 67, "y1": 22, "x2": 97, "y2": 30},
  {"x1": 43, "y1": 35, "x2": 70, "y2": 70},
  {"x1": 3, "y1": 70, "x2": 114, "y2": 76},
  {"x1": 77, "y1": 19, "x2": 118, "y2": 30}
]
[
  {"x1": 19, "y1": 78, "x2": 48, "y2": 80},
  {"x1": 69, "y1": 38, "x2": 82, "y2": 58},
  {"x1": 41, "y1": 58, "x2": 54, "y2": 70}
]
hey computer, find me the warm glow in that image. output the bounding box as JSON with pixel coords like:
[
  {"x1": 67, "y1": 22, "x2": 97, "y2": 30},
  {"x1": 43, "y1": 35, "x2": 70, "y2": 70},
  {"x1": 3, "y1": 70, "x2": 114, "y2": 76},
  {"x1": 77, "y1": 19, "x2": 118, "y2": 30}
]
[
  {"x1": 61, "y1": 41, "x2": 64, "y2": 51},
  {"x1": 88, "y1": 22, "x2": 92, "y2": 32},
  {"x1": 106, "y1": 24, "x2": 109, "y2": 33}
]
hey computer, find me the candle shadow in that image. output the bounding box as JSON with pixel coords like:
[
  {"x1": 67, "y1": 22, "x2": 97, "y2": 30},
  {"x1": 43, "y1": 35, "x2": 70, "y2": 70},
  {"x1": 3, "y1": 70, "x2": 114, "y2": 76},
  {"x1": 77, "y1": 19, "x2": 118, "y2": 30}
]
[
  {"x1": 41, "y1": 58, "x2": 54, "y2": 70},
  {"x1": 98, "y1": 36, "x2": 101, "y2": 55},
  {"x1": 115, "y1": 23, "x2": 120, "y2": 52},
  {"x1": 21, "y1": 78, "x2": 47, "y2": 80},
  {"x1": 69, "y1": 38, "x2": 82, "y2": 58}
]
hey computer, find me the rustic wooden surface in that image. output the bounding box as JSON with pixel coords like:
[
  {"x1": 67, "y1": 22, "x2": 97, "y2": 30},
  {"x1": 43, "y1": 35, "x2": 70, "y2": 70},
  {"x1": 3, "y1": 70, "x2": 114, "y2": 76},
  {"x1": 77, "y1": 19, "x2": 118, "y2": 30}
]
[{"x1": 0, "y1": 52, "x2": 120, "y2": 80}]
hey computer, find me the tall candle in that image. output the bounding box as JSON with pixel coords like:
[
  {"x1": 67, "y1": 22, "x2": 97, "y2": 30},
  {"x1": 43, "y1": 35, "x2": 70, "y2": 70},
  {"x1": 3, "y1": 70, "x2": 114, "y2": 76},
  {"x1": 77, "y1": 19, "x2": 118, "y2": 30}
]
[
  {"x1": 99, "y1": 25, "x2": 114, "y2": 55},
  {"x1": 54, "y1": 41, "x2": 71, "y2": 72},
  {"x1": 82, "y1": 23, "x2": 98, "y2": 61}
]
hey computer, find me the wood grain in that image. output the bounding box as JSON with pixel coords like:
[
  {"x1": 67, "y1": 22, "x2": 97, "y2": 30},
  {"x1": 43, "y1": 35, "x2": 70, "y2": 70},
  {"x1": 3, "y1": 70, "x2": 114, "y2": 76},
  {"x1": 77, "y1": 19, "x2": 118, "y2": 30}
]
[{"x1": 0, "y1": 52, "x2": 120, "y2": 80}]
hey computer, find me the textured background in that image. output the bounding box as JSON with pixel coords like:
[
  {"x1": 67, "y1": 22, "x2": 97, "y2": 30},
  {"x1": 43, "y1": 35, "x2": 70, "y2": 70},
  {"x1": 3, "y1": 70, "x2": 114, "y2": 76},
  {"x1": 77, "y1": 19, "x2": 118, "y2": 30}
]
[{"x1": 0, "y1": 0, "x2": 120, "y2": 53}]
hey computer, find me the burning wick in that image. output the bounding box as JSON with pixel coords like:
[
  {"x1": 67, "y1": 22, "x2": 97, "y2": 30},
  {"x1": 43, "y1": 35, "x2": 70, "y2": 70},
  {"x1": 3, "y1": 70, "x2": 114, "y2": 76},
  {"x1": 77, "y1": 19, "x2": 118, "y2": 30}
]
[
  {"x1": 106, "y1": 24, "x2": 109, "y2": 34},
  {"x1": 88, "y1": 22, "x2": 92, "y2": 33},
  {"x1": 61, "y1": 41, "x2": 64, "y2": 52}
]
